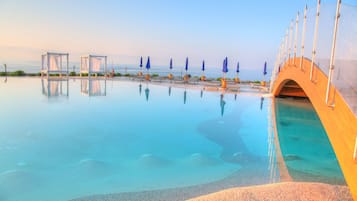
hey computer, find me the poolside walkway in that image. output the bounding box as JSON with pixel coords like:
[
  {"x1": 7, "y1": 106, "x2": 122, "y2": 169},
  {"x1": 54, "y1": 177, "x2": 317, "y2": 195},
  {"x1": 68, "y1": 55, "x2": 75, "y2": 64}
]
[{"x1": 188, "y1": 182, "x2": 352, "y2": 201}]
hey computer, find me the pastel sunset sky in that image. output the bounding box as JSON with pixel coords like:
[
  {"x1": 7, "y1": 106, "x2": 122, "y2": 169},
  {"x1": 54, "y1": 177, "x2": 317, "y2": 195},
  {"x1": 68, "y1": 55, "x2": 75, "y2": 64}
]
[{"x1": 0, "y1": 0, "x2": 355, "y2": 74}]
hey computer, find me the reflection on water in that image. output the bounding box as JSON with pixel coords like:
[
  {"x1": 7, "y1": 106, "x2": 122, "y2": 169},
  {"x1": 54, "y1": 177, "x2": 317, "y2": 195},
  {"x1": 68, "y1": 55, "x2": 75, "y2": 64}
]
[
  {"x1": 37, "y1": 79, "x2": 269, "y2": 118},
  {"x1": 220, "y1": 94, "x2": 226, "y2": 116},
  {"x1": 139, "y1": 83, "x2": 142, "y2": 96},
  {"x1": 0, "y1": 78, "x2": 345, "y2": 200},
  {"x1": 1, "y1": 78, "x2": 277, "y2": 201},
  {"x1": 41, "y1": 78, "x2": 69, "y2": 98},
  {"x1": 80, "y1": 78, "x2": 106, "y2": 96},
  {"x1": 145, "y1": 85, "x2": 150, "y2": 101},
  {"x1": 275, "y1": 97, "x2": 346, "y2": 185}
]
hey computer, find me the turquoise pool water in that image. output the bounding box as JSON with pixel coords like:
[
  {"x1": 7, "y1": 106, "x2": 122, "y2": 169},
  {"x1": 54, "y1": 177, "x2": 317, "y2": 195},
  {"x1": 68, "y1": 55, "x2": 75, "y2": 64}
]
[
  {"x1": 275, "y1": 97, "x2": 346, "y2": 184},
  {"x1": 0, "y1": 78, "x2": 273, "y2": 201},
  {"x1": 0, "y1": 78, "x2": 346, "y2": 201}
]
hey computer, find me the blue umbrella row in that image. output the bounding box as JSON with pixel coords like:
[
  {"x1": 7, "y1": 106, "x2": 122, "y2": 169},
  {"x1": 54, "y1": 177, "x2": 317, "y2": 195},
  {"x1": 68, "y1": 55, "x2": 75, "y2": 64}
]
[{"x1": 139, "y1": 56, "x2": 267, "y2": 76}]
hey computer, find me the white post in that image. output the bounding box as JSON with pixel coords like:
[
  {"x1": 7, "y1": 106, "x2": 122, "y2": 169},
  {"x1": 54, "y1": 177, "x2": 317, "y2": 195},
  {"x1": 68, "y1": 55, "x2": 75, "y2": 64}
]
[
  {"x1": 277, "y1": 54, "x2": 280, "y2": 70},
  {"x1": 288, "y1": 20, "x2": 294, "y2": 64},
  {"x1": 105, "y1": 56, "x2": 108, "y2": 78},
  {"x1": 280, "y1": 38, "x2": 284, "y2": 68},
  {"x1": 278, "y1": 43, "x2": 282, "y2": 73},
  {"x1": 294, "y1": 12, "x2": 299, "y2": 65},
  {"x1": 80, "y1": 57, "x2": 82, "y2": 77},
  {"x1": 310, "y1": 0, "x2": 321, "y2": 81},
  {"x1": 325, "y1": 0, "x2": 341, "y2": 105},
  {"x1": 66, "y1": 54, "x2": 69, "y2": 79},
  {"x1": 284, "y1": 29, "x2": 289, "y2": 64},
  {"x1": 300, "y1": 5, "x2": 308, "y2": 70},
  {"x1": 270, "y1": 53, "x2": 280, "y2": 92},
  {"x1": 60, "y1": 55, "x2": 63, "y2": 77},
  {"x1": 88, "y1": 55, "x2": 92, "y2": 77},
  {"x1": 47, "y1": 53, "x2": 50, "y2": 79},
  {"x1": 41, "y1": 54, "x2": 44, "y2": 77}
]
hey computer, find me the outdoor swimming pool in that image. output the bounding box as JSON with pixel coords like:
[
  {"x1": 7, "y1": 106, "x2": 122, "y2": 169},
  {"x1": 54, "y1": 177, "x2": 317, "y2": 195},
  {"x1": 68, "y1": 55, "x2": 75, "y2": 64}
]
[
  {"x1": 0, "y1": 78, "x2": 345, "y2": 201},
  {"x1": 275, "y1": 97, "x2": 346, "y2": 184}
]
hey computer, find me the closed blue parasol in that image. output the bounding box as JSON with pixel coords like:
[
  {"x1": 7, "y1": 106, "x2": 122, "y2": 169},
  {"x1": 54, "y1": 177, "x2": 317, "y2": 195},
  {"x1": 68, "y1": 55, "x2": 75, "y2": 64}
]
[
  {"x1": 185, "y1": 57, "x2": 188, "y2": 72},
  {"x1": 222, "y1": 57, "x2": 228, "y2": 73},
  {"x1": 263, "y1": 62, "x2": 267, "y2": 75},
  {"x1": 140, "y1": 56, "x2": 143, "y2": 68},
  {"x1": 236, "y1": 62, "x2": 240, "y2": 73},
  {"x1": 146, "y1": 57, "x2": 151, "y2": 70},
  {"x1": 170, "y1": 58, "x2": 173, "y2": 70},
  {"x1": 202, "y1": 60, "x2": 205, "y2": 72}
]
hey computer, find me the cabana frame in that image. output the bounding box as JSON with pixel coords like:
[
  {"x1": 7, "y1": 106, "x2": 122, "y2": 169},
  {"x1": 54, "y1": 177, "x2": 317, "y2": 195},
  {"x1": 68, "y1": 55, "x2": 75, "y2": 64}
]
[
  {"x1": 41, "y1": 52, "x2": 69, "y2": 78},
  {"x1": 80, "y1": 55, "x2": 107, "y2": 77}
]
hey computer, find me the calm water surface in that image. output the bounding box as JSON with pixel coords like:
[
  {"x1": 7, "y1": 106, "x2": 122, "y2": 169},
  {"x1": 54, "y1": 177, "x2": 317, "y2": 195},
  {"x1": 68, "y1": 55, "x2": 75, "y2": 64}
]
[{"x1": 0, "y1": 78, "x2": 345, "y2": 201}]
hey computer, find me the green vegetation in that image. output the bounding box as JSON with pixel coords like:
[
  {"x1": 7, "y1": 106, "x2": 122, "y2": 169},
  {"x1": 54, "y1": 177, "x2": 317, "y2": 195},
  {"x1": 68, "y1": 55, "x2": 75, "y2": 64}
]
[
  {"x1": 151, "y1": 73, "x2": 159, "y2": 77},
  {"x1": 124, "y1": 73, "x2": 131, "y2": 77},
  {"x1": 10, "y1": 70, "x2": 26, "y2": 76},
  {"x1": 7, "y1": 70, "x2": 26, "y2": 76},
  {"x1": 69, "y1": 71, "x2": 76, "y2": 76},
  {"x1": 114, "y1": 73, "x2": 122, "y2": 76},
  {"x1": 27, "y1": 73, "x2": 41, "y2": 76}
]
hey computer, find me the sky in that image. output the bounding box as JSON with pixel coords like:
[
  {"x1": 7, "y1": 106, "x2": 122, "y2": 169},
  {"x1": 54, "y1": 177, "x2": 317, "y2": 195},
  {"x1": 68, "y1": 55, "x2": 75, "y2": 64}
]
[{"x1": 0, "y1": 0, "x2": 355, "y2": 76}]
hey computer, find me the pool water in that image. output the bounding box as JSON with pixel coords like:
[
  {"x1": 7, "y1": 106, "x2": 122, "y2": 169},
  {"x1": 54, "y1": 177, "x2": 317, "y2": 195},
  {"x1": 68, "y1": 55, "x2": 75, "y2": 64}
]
[
  {"x1": 0, "y1": 78, "x2": 272, "y2": 201},
  {"x1": 0, "y1": 78, "x2": 346, "y2": 201},
  {"x1": 275, "y1": 97, "x2": 346, "y2": 184}
]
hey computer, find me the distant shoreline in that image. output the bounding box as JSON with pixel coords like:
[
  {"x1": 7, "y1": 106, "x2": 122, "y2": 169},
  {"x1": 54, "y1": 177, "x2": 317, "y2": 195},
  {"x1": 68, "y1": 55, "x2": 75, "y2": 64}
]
[
  {"x1": 0, "y1": 70, "x2": 269, "y2": 84},
  {"x1": 0, "y1": 71, "x2": 270, "y2": 95}
]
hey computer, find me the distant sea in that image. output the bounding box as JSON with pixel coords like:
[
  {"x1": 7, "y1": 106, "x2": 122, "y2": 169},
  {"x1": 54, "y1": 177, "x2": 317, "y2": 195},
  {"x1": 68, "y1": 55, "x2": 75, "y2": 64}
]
[{"x1": 4, "y1": 63, "x2": 271, "y2": 81}]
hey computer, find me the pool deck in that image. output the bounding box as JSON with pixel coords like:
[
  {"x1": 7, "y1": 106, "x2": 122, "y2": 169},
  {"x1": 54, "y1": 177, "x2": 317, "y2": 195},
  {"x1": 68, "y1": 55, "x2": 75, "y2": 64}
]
[{"x1": 188, "y1": 182, "x2": 352, "y2": 201}]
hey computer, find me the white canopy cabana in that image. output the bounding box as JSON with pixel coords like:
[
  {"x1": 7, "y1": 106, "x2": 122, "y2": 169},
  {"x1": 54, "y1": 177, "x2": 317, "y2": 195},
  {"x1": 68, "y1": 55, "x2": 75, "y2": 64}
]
[
  {"x1": 41, "y1": 52, "x2": 69, "y2": 78},
  {"x1": 80, "y1": 55, "x2": 107, "y2": 77}
]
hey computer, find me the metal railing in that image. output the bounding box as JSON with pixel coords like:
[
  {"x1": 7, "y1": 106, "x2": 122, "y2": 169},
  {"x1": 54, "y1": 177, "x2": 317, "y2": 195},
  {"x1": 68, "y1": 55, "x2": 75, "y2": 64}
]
[{"x1": 271, "y1": 0, "x2": 357, "y2": 116}]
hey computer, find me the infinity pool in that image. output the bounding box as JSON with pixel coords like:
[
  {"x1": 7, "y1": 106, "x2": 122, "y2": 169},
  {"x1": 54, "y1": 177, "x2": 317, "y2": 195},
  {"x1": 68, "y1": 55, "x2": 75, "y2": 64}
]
[
  {"x1": 0, "y1": 78, "x2": 273, "y2": 201},
  {"x1": 0, "y1": 78, "x2": 345, "y2": 201}
]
